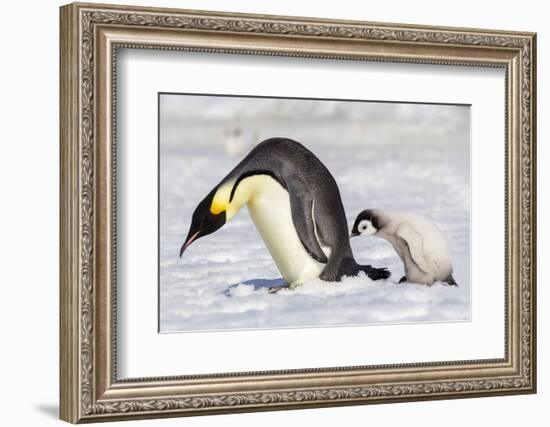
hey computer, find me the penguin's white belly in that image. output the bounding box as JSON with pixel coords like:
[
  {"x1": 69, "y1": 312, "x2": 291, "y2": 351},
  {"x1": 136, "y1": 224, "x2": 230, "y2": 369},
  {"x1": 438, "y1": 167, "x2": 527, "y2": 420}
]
[{"x1": 244, "y1": 176, "x2": 326, "y2": 285}]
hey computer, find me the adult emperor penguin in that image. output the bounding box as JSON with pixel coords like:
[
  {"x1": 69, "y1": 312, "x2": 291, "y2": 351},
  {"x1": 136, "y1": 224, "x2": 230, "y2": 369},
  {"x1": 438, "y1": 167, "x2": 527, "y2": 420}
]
[
  {"x1": 180, "y1": 137, "x2": 390, "y2": 288},
  {"x1": 351, "y1": 209, "x2": 458, "y2": 286}
]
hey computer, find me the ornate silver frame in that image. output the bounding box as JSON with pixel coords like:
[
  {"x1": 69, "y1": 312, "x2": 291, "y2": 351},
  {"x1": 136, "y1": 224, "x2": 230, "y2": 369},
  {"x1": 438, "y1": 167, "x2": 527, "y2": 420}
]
[{"x1": 60, "y1": 2, "x2": 537, "y2": 423}]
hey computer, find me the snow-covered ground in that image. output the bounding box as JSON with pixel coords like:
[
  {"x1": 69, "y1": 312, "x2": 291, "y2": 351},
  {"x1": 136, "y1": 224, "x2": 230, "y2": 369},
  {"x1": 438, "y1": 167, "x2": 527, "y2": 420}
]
[{"x1": 159, "y1": 96, "x2": 470, "y2": 332}]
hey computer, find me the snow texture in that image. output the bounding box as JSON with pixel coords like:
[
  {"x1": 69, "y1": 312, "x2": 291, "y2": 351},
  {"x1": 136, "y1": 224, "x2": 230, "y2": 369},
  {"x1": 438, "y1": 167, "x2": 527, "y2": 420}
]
[{"x1": 159, "y1": 95, "x2": 470, "y2": 332}]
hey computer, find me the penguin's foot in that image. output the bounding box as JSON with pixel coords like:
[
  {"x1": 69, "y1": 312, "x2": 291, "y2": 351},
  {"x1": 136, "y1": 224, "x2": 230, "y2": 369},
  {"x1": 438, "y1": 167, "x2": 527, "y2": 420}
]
[
  {"x1": 445, "y1": 276, "x2": 459, "y2": 286},
  {"x1": 399, "y1": 276, "x2": 407, "y2": 284},
  {"x1": 320, "y1": 257, "x2": 390, "y2": 282},
  {"x1": 268, "y1": 284, "x2": 291, "y2": 294},
  {"x1": 364, "y1": 266, "x2": 391, "y2": 281}
]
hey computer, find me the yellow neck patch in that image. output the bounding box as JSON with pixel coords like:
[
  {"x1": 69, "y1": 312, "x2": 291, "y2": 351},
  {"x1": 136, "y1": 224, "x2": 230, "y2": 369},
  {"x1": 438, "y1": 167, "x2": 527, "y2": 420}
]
[
  {"x1": 210, "y1": 200, "x2": 226, "y2": 215},
  {"x1": 210, "y1": 176, "x2": 276, "y2": 221},
  {"x1": 210, "y1": 181, "x2": 235, "y2": 215}
]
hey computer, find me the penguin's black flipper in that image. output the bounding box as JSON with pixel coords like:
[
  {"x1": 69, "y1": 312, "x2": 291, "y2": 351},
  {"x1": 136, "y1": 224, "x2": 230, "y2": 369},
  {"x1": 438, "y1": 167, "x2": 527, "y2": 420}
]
[{"x1": 286, "y1": 176, "x2": 329, "y2": 264}]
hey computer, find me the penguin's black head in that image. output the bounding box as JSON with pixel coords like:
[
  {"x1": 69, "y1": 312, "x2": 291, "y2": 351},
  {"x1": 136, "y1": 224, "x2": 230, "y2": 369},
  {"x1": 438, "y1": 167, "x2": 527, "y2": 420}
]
[
  {"x1": 351, "y1": 209, "x2": 379, "y2": 238},
  {"x1": 180, "y1": 188, "x2": 227, "y2": 257}
]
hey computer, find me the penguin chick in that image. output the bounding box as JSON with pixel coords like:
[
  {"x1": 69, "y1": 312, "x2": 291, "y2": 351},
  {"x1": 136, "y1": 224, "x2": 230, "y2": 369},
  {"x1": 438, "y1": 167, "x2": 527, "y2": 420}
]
[{"x1": 351, "y1": 209, "x2": 458, "y2": 286}]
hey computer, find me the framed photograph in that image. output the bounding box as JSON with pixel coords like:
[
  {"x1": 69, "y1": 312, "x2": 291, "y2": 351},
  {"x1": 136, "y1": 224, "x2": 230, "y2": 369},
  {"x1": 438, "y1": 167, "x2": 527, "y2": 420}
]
[{"x1": 60, "y1": 2, "x2": 537, "y2": 423}]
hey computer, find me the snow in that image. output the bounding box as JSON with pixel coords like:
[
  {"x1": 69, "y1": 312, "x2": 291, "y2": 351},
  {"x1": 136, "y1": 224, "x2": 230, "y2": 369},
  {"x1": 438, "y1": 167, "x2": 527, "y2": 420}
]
[{"x1": 159, "y1": 96, "x2": 470, "y2": 332}]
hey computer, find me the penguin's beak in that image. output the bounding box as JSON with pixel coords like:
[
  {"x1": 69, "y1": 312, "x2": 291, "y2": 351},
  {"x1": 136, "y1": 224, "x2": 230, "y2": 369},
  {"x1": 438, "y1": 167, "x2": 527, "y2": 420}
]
[
  {"x1": 350, "y1": 231, "x2": 359, "y2": 238},
  {"x1": 179, "y1": 229, "x2": 201, "y2": 257}
]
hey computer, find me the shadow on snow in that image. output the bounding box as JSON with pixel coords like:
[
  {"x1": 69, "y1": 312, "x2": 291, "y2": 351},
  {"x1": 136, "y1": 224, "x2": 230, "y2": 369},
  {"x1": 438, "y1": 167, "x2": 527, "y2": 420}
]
[{"x1": 224, "y1": 277, "x2": 286, "y2": 297}]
